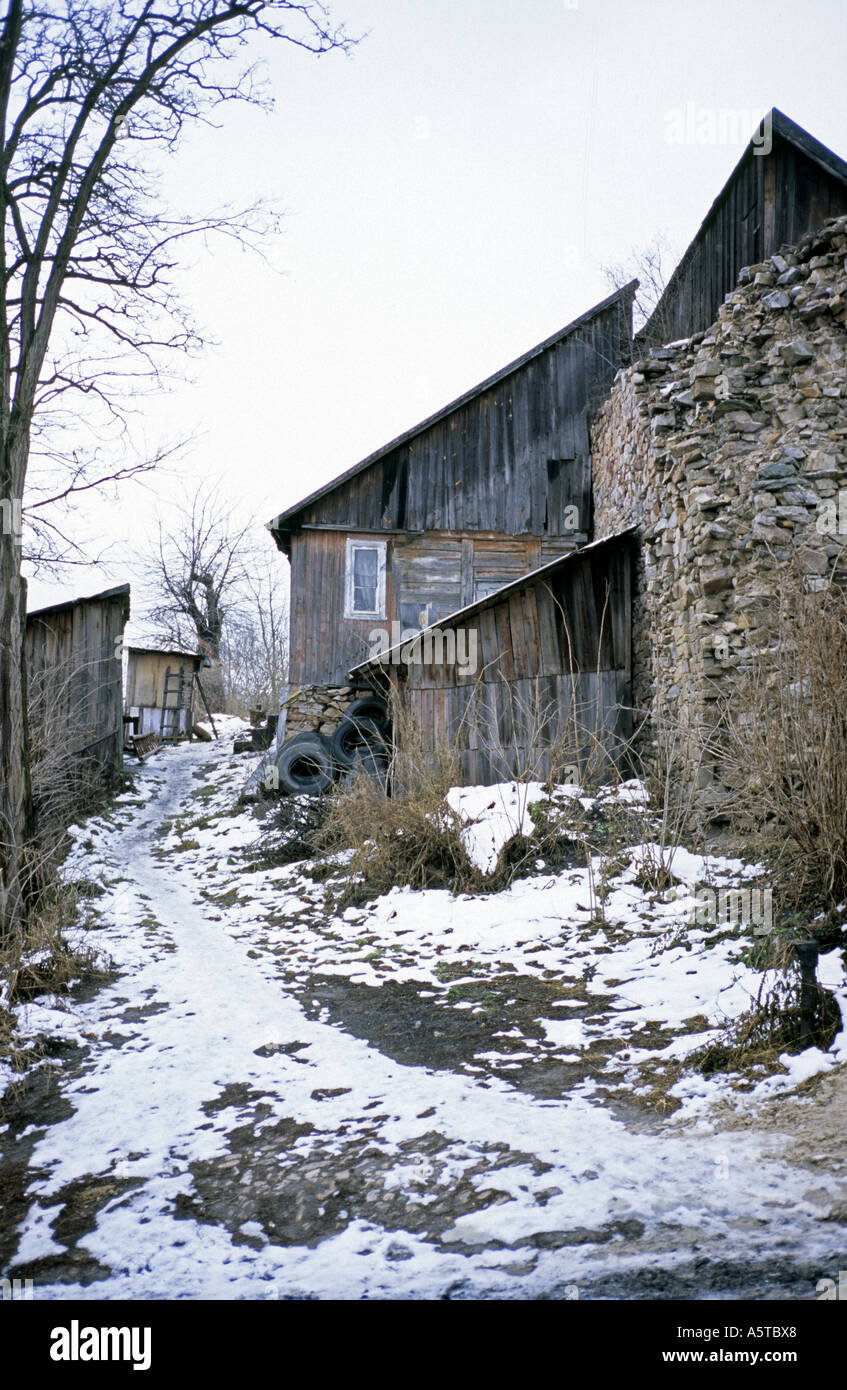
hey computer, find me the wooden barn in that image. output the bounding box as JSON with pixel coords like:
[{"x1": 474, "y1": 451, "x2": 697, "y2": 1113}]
[
  {"x1": 269, "y1": 284, "x2": 636, "y2": 689},
  {"x1": 643, "y1": 108, "x2": 847, "y2": 344},
  {"x1": 124, "y1": 646, "x2": 204, "y2": 739},
  {"x1": 351, "y1": 532, "x2": 634, "y2": 784},
  {"x1": 266, "y1": 109, "x2": 847, "y2": 790},
  {"x1": 25, "y1": 584, "x2": 130, "y2": 817}
]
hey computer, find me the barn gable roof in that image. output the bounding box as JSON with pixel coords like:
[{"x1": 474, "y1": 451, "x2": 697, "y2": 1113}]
[
  {"x1": 268, "y1": 282, "x2": 637, "y2": 545},
  {"x1": 642, "y1": 108, "x2": 847, "y2": 344},
  {"x1": 766, "y1": 107, "x2": 847, "y2": 186}
]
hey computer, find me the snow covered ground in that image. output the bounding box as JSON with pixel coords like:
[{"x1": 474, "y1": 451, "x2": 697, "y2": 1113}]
[{"x1": 1, "y1": 727, "x2": 846, "y2": 1300}]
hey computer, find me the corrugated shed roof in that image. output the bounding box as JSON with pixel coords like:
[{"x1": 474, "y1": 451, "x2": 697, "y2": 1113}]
[{"x1": 126, "y1": 645, "x2": 203, "y2": 663}]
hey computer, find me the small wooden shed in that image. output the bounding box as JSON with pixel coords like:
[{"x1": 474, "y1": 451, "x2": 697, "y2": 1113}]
[
  {"x1": 25, "y1": 583, "x2": 130, "y2": 814},
  {"x1": 351, "y1": 531, "x2": 634, "y2": 785},
  {"x1": 125, "y1": 646, "x2": 203, "y2": 738}
]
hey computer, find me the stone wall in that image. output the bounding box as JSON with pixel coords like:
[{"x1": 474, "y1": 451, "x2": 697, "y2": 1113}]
[
  {"x1": 590, "y1": 213, "x2": 847, "y2": 808},
  {"x1": 284, "y1": 684, "x2": 358, "y2": 738}
]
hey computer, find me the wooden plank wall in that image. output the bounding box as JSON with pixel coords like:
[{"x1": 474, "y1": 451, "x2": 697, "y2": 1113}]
[
  {"x1": 285, "y1": 296, "x2": 631, "y2": 686},
  {"x1": 126, "y1": 652, "x2": 199, "y2": 712},
  {"x1": 289, "y1": 529, "x2": 392, "y2": 685},
  {"x1": 26, "y1": 590, "x2": 129, "y2": 799},
  {"x1": 290, "y1": 527, "x2": 584, "y2": 685},
  {"x1": 385, "y1": 540, "x2": 633, "y2": 785},
  {"x1": 643, "y1": 136, "x2": 847, "y2": 345}
]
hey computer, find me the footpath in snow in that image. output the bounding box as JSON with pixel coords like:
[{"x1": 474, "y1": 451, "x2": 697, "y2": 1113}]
[{"x1": 1, "y1": 726, "x2": 846, "y2": 1300}]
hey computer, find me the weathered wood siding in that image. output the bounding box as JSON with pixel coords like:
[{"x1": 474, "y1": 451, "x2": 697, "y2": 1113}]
[
  {"x1": 369, "y1": 536, "x2": 633, "y2": 785},
  {"x1": 125, "y1": 649, "x2": 201, "y2": 736},
  {"x1": 288, "y1": 530, "x2": 392, "y2": 686},
  {"x1": 125, "y1": 651, "x2": 199, "y2": 710},
  {"x1": 289, "y1": 529, "x2": 582, "y2": 686},
  {"x1": 643, "y1": 123, "x2": 847, "y2": 345},
  {"x1": 25, "y1": 585, "x2": 130, "y2": 807},
  {"x1": 279, "y1": 290, "x2": 633, "y2": 688}
]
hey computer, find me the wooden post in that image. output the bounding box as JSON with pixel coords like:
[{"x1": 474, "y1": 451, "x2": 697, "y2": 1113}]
[{"x1": 794, "y1": 939, "x2": 820, "y2": 1047}]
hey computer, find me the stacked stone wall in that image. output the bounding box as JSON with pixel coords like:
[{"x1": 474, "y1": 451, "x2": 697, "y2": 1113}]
[
  {"x1": 284, "y1": 684, "x2": 358, "y2": 738},
  {"x1": 591, "y1": 213, "x2": 847, "y2": 807}
]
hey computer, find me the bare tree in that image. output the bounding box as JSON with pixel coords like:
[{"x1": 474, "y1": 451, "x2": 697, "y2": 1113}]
[
  {"x1": 0, "y1": 1, "x2": 354, "y2": 937},
  {"x1": 220, "y1": 554, "x2": 289, "y2": 713},
  {"x1": 602, "y1": 231, "x2": 675, "y2": 347},
  {"x1": 143, "y1": 483, "x2": 255, "y2": 708},
  {"x1": 22, "y1": 437, "x2": 182, "y2": 575}
]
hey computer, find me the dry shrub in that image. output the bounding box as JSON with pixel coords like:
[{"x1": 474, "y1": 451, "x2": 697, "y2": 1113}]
[
  {"x1": 715, "y1": 560, "x2": 847, "y2": 902},
  {"x1": 317, "y1": 707, "x2": 483, "y2": 901},
  {"x1": 316, "y1": 697, "x2": 650, "y2": 906},
  {"x1": 27, "y1": 656, "x2": 117, "y2": 847},
  {"x1": 621, "y1": 706, "x2": 702, "y2": 890},
  {"x1": 692, "y1": 956, "x2": 841, "y2": 1076},
  {"x1": 246, "y1": 796, "x2": 332, "y2": 870},
  {"x1": 0, "y1": 864, "x2": 110, "y2": 1084},
  {"x1": 319, "y1": 776, "x2": 480, "y2": 901}
]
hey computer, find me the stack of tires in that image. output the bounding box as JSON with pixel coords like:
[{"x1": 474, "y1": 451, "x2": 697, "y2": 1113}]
[{"x1": 273, "y1": 696, "x2": 391, "y2": 797}]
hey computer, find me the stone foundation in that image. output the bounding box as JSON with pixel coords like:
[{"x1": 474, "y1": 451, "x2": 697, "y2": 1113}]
[
  {"x1": 590, "y1": 213, "x2": 847, "y2": 809},
  {"x1": 284, "y1": 684, "x2": 360, "y2": 738}
]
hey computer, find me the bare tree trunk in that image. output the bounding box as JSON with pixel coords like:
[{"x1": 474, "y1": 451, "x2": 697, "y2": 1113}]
[{"x1": 0, "y1": 534, "x2": 34, "y2": 941}]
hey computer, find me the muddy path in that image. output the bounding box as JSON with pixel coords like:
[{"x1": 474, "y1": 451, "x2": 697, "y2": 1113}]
[{"x1": 1, "y1": 737, "x2": 845, "y2": 1300}]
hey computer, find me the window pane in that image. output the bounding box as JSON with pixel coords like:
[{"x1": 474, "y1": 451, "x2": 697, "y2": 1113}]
[{"x1": 353, "y1": 547, "x2": 378, "y2": 611}]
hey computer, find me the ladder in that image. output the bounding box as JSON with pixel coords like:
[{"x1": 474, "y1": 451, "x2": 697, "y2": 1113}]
[{"x1": 160, "y1": 665, "x2": 187, "y2": 744}]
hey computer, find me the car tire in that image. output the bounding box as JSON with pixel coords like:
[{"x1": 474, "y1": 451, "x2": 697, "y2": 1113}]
[
  {"x1": 344, "y1": 695, "x2": 389, "y2": 728},
  {"x1": 331, "y1": 715, "x2": 390, "y2": 771},
  {"x1": 275, "y1": 733, "x2": 335, "y2": 795}
]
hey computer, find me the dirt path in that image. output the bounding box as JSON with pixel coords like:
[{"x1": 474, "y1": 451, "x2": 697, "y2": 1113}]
[{"x1": 1, "y1": 737, "x2": 845, "y2": 1300}]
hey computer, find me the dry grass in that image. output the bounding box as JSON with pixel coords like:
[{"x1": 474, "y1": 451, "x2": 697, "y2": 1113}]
[
  {"x1": 691, "y1": 956, "x2": 841, "y2": 1076},
  {"x1": 714, "y1": 558, "x2": 847, "y2": 904},
  {"x1": 2, "y1": 871, "x2": 106, "y2": 1003},
  {"x1": 315, "y1": 697, "x2": 657, "y2": 908},
  {"x1": 0, "y1": 864, "x2": 111, "y2": 1095},
  {"x1": 27, "y1": 657, "x2": 120, "y2": 849},
  {"x1": 316, "y1": 711, "x2": 482, "y2": 901}
]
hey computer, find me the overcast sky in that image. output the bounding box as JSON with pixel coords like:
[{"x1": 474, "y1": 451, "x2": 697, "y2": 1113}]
[{"x1": 26, "y1": 0, "x2": 847, "y2": 626}]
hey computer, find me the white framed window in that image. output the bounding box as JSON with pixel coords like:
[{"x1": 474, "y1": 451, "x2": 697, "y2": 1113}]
[{"x1": 344, "y1": 538, "x2": 387, "y2": 618}]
